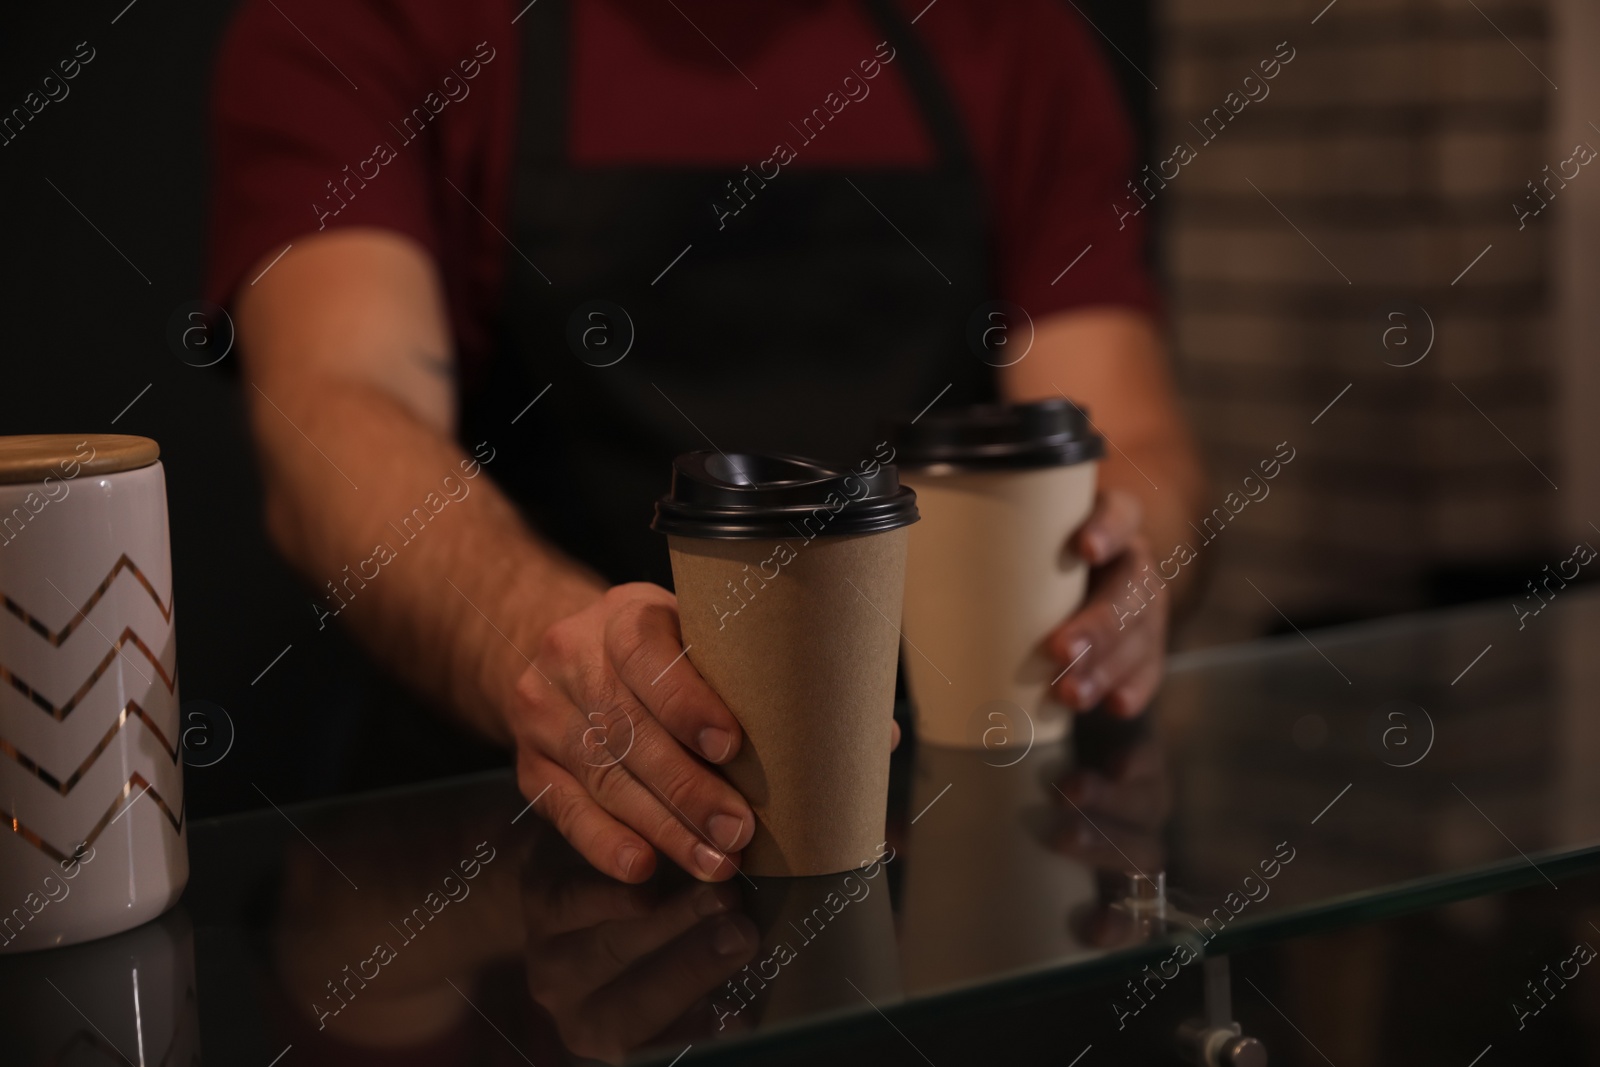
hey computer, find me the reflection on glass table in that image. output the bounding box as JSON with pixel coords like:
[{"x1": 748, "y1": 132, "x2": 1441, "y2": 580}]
[
  {"x1": 3, "y1": 589, "x2": 1597, "y2": 1064},
  {"x1": 0, "y1": 906, "x2": 201, "y2": 1066}
]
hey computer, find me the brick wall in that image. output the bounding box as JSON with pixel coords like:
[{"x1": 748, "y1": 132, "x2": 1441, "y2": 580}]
[{"x1": 1156, "y1": 0, "x2": 1560, "y2": 648}]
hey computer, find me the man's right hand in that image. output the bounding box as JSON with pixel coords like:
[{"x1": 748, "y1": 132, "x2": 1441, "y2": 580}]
[
  {"x1": 234, "y1": 231, "x2": 751, "y2": 885},
  {"x1": 509, "y1": 583, "x2": 755, "y2": 884}
]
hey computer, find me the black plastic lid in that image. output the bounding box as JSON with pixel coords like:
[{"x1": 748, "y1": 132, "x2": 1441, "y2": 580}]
[
  {"x1": 889, "y1": 398, "x2": 1105, "y2": 471},
  {"x1": 652, "y1": 452, "x2": 919, "y2": 540}
]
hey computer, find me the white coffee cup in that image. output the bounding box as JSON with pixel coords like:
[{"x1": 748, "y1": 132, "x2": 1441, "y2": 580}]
[
  {"x1": 893, "y1": 401, "x2": 1102, "y2": 748},
  {"x1": 0, "y1": 435, "x2": 187, "y2": 952}
]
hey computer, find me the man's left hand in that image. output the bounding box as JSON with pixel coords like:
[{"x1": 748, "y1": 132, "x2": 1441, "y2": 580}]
[{"x1": 1045, "y1": 488, "x2": 1168, "y2": 718}]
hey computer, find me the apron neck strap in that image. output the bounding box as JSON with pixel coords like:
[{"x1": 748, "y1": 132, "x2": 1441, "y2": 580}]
[
  {"x1": 518, "y1": 0, "x2": 571, "y2": 167},
  {"x1": 859, "y1": 0, "x2": 975, "y2": 172}
]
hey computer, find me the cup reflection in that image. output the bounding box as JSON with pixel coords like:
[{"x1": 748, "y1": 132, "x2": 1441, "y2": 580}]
[
  {"x1": 899, "y1": 721, "x2": 1174, "y2": 989},
  {"x1": 900, "y1": 740, "x2": 1099, "y2": 989},
  {"x1": 736, "y1": 861, "x2": 901, "y2": 1026}
]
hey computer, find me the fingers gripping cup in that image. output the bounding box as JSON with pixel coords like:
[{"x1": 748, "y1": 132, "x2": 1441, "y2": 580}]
[
  {"x1": 653, "y1": 453, "x2": 917, "y2": 877},
  {"x1": 891, "y1": 400, "x2": 1103, "y2": 749}
]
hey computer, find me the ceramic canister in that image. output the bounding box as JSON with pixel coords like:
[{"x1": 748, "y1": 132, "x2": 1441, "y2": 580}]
[{"x1": 0, "y1": 435, "x2": 187, "y2": 952}]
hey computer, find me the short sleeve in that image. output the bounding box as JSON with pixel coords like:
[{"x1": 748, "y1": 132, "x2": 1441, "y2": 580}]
[
  {"x1": 206, "y1": 0, "x2": 518, "y2": 375},
  {"x1": 207, "y1": 0, "x2": 427, "y2": 302},
  {"x1": 985, "y1": 1, "x2": 1159, "y2": 322}
]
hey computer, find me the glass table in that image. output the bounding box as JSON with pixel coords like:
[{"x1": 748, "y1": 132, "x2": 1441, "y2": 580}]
[{"x1": 4, "y1": 588, "x2": 1597, "y2": 1066}]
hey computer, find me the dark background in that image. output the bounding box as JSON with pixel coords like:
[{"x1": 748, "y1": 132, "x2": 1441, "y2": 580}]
[{"x1": 0, "y1": 0, "x2": 1152, "y2": 818}]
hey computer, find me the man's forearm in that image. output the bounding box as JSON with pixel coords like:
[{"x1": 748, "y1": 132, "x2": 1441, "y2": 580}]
[{"x1": 248, "y1": 374, "x2": 604, "y2": 743}]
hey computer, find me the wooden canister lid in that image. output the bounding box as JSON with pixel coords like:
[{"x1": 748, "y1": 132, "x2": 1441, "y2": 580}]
[{"x1": 0, "y1": 435, "x2": 160, "y2": 485}]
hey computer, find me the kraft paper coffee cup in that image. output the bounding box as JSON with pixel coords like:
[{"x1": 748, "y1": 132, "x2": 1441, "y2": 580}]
[
  {"x1": 653, "y1": 453, "x2": 917, "y2": 877},
  {"x1": 890, "y1": 400, "x2": 1102, "y2": 748}
]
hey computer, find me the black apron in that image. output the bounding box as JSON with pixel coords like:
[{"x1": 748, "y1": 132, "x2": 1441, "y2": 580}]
[{"x1": 464, "y1": 0, "x2": 996, "y2": 588}]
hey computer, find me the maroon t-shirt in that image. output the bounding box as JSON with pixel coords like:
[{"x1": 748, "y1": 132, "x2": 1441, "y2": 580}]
[{"x1": 207, "y1": 0, "x2": 1155, "y2": 375}]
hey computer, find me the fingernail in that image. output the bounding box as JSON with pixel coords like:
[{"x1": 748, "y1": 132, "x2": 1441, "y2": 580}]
[
  {"x1": 1064, "y1": 637, "x2": 1090, "y2": 663},
  {"x1": 708, "y1": 813, "x2": 748, "y2": 851},
  {"x1": 693, "y1": 842, "x2": 728, "y2": 877},
  {"x1": 694, "y1": 884, "x2": 730, "y2": 917},
  {"x1": 618, "y1": 845, "x2": 646, "y2": 880},
  {"x1": 1072, "y1": 674, "x2": 1102, "y2": 707},
  {"x1": 711, "y1": 916, "x2": 750, "y2": 956},
  {"x1": 698, "y1": 727, "x2": 734, "y2": 763}
]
